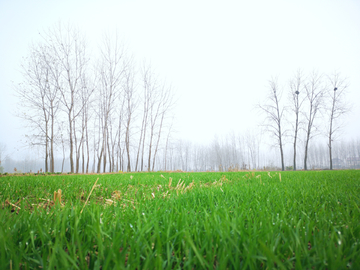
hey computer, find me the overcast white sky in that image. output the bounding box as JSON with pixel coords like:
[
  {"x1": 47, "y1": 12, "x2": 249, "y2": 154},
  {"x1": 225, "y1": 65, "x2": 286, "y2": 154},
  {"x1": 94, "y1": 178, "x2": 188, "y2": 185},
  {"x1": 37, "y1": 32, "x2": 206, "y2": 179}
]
[{"x1": 0, "y1": 0, "x2": 359, "y2": 159}]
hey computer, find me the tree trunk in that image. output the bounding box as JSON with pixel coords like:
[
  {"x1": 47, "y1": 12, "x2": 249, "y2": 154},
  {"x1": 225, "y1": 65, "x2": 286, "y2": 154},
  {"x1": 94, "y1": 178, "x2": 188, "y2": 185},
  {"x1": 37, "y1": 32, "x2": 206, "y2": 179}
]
[
  {"x1": 45, "y1": 119, "x2": 49, "y2": 173},
  {"x1": 140, "y1": 123, "x2": 147, "y2": 171},
  {"x1": 45, "y1": 135, "x2": 49, "y2": 173},
  {"x1": 107, "y1": 131, "x2": 112, "y2": 172},
  {"x1": 61, "y1": 139, "x2": 65, "y2": 173},
  {"x1": 135, "y1": 114, "x2": 146, "y2": 171},
  {"x1": 125, "y1": 117, "x2": 131, "y2": 172},
  {"x1": 152, "y1": 113, "x2": 165, "y2": 171},
  {"x1": 304, "y1": 135, "x2": 310, "y2": 170},
  {"x1": 279, "y1": 136, "x2": 285, "y2": 171},
  {"x1": 328, "y1": 90, "x2": 336, "y2": 170},
  {"x1": 50, "y1": 109, "x2": 55, "y2": 173},
  {"x1": 82, "y1": 140, "x2": 85, "y2": 173},
  {"x1": 97, "y1": 144, "x2": 104, "y2": 173},
  {"x1": 69, "y1": 114, "x2": 74, "y2": 173},
  {"x1": 103, "y1": 133, "x2": 107, "y2": 173},
  {"x1": 329, "y1": 107, "x2": 334, "y2": 170},
  {"x1": 293, "y1": 113, "x2": 298, "y2": 171},
  {"x1": 148, "y1": 130, "x2": 154, "y2": 171},
  {"x1": 293, "y1": 138, "x2": 297, "y2": 171},
  {"x1": 329, "y1": 136, "x2": 333, "y2": 170},
  {"x1": 86, "y1": 124, "x2": 90, "y2": 173}
]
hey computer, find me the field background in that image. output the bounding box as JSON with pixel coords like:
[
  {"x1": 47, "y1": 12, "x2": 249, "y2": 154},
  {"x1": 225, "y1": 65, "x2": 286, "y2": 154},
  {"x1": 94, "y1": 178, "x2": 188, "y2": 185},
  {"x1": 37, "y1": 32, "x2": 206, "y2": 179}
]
[{"x1": 1, "y1": 170, "x2": 360, "y2": 269}]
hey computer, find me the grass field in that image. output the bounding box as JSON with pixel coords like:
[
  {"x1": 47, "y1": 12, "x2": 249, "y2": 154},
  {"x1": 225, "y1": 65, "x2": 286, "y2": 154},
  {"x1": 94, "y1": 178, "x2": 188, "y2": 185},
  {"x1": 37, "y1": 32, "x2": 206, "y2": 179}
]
[{"x1": 1, "y1": 170, "x2": 360, "y2": 269}]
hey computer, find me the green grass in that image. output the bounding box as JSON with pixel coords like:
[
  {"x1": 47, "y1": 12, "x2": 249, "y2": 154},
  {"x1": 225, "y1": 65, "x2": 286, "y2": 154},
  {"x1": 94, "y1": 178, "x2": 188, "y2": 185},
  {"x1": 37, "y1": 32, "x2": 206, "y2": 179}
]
[{"x1": 1, "y1": 170, "x2": 360, "y2": 269}]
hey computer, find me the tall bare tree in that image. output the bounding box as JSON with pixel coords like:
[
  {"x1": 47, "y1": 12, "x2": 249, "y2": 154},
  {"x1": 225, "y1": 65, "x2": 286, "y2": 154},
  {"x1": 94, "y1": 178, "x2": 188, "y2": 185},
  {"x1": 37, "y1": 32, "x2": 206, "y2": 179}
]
[
  {"x1": 41, "y1": 23, "x2": 90, "y2": 173},
  {"x1": 326, "y1": 72, "x2": 350, "y2": 170},
  {"x1": 135, "y1": 63, "x2": 153, "y2": 171},
  {"x1": 16, "y1": 43, "x2": 61, "y2": 172},
  {"x1": 123, "y1": 62, "x2": 137, "y2": 172},
  {"x1": 96, "y1": 32, "x2": 126, "y2": 173},
  {"x1": 151, "y1": 84, "x2": 174, "y2": 171},
  {"x1": 303, "y1": 71, "x2": 325, "y2": 170},
  {"x1": 258, "y1": 78, "x2": 286, "y2": 171},
  {"x1": 288, "y1": 70, "x2": 306, "y2": 170}
]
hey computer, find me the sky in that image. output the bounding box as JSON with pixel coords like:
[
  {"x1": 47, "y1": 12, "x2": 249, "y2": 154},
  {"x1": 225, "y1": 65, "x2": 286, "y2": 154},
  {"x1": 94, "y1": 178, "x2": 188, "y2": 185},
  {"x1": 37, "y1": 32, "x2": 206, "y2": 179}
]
[{"x1": 0, "y1": 0, "x2": 360, "y2": 160}]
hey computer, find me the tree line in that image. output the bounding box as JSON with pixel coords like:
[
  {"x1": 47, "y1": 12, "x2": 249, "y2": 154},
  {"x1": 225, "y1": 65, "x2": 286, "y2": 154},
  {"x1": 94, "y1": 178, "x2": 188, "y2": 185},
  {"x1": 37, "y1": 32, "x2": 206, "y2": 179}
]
[
  {"x1": 15, "y1": 23, "x2": 175, "y2": 173},
  {"x1": 2, "y1": 134, "x2": 360, "y2": 173},
  {"x1": 257, "y1": 70, "x2": 351, "y2": 171},
  {"x1": 165, "y1": 135, "x2": 360, "y2": 172}
]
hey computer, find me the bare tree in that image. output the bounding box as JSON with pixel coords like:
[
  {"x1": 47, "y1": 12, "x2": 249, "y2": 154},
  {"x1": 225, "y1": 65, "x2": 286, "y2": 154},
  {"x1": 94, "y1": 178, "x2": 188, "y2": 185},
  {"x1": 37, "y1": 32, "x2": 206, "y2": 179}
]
[
  {"x1": 16, "y1": 43, "x2": 61, "y2": 172},
  {"x1": 146, "y1": 82, "x2": 168, "y2": 171},
  {"x1": 134, "y1": 81, "x2": 149, "y2": 171},
  {"x1": 326, "y1": 72, "x2": 350, "y2": 170},
  {"x1": 288, "y1": 70, "x2": 306, "y2": 170},
  {"x1": 96, "y1": 32, "x2": 126, "y2": 173},
  {"x1": 303, "y1": 71, "x2": 325, "y2": 170},
  {"x1": 41, "y1": 23, "x2": 90, "y2": 173},
  {"x1": 123, "y1": 62, "x2": 137, "y2": 172},
  {"x1": 258, "y1": 78, "x2": 286, "y2": 170},
  {"x1": 151, "y1": 84, "x2": 174, "y2": 171},
  {"x1": 135, "y1": 63, "x2": 153, "y2": 171}
]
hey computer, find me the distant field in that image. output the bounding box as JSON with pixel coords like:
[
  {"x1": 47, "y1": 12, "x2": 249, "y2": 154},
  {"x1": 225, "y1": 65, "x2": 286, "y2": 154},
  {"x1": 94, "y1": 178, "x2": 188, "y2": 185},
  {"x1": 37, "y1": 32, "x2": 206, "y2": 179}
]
[{"x1": 1, "y1": 171, "x2": 360, "y2": 269}]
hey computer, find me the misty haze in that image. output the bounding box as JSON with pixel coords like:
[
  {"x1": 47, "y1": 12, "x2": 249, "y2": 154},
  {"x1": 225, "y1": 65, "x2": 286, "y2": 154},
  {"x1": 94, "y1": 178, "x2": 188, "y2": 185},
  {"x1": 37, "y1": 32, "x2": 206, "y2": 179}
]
[{"x1": 0, "y1": 1, "x2": 359, "y2": 173}]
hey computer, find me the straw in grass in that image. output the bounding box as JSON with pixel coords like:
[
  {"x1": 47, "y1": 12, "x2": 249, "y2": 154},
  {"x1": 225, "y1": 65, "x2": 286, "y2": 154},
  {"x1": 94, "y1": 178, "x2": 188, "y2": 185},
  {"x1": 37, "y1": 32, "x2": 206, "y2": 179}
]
[
  {"x1": 54, "y1": 189, "x2": 62, "y2": 204},
  {"x1": 80, "y1": 178, "x2": 99, "y2": 214}
]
